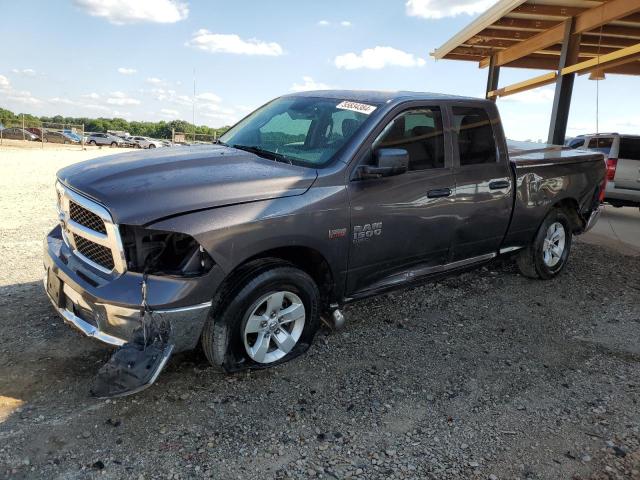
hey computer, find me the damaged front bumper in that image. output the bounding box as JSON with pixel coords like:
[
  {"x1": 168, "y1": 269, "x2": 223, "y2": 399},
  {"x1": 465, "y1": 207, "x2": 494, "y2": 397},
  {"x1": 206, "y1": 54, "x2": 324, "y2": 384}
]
[{"x1": 44, "y1": 225, "x2": 221, "y2": 352}]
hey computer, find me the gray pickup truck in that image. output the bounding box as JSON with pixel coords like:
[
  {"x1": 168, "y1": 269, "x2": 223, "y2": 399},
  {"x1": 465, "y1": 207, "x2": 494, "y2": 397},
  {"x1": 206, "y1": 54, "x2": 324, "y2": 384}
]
[{"x1": 44, "y1": 91, "x2": 606, "y2": 395}]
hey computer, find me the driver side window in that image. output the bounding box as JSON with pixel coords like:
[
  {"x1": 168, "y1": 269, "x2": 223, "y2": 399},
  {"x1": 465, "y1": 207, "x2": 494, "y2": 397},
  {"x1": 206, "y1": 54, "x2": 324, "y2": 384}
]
[{"x1": 376, "y1": 107, "x2": 445, "y2": 171}]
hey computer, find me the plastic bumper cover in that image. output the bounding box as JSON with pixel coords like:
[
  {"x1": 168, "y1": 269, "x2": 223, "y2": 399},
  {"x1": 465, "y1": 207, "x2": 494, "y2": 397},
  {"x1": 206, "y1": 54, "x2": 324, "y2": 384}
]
[{"x1": 44, "y1": 226, "x2": 218, "y2": 352}]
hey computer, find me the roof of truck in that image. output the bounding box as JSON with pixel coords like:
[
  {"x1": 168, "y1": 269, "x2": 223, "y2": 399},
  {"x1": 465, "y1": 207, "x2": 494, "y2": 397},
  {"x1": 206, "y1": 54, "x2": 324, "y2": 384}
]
[{"x1": 285, "y1": 90, "x2": 480, "y2": 104}]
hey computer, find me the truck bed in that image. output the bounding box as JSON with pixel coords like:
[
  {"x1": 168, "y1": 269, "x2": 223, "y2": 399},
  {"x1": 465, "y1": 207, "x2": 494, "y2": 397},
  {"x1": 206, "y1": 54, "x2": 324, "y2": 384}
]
[
  {"x1": 507, "y1": 140, "x2": 605, "y2": 167},
  {"x1": 502, "y1": 140, "x2": 605, "y2": 250}
]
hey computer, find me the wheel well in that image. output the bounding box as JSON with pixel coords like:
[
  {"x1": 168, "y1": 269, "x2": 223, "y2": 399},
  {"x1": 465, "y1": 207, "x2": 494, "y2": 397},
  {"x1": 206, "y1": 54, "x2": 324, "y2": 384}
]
[
  {"x1": 243, "y1": 247, "x2": 335, "y2": 307},
  {"x1": 553, "y1": 198, "x2": 583, "y2": 232}
]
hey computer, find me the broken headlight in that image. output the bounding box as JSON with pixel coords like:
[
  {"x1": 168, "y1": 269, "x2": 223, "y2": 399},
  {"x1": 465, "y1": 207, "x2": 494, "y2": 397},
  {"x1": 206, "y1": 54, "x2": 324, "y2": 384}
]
[{"x1": 120, "y1": 225, "x2": 214, "y2": 276}]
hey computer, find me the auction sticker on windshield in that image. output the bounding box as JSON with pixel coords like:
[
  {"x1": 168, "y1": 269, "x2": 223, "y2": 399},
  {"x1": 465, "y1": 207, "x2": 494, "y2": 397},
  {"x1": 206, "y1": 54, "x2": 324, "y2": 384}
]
[{"x1": 336, "y1": 101, "x2": 377, "y2": 115}]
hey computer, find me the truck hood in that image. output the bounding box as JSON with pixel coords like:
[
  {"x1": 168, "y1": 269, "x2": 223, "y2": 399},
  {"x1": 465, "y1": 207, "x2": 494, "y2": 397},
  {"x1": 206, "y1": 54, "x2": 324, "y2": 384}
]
[{"x1": 57, "y1": 145, "x2": 318, "y2": 225}]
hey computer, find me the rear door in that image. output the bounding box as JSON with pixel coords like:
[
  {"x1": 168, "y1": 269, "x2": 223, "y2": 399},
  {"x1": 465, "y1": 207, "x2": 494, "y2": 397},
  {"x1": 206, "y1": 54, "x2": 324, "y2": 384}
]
[
  {"x1": 346, "y1": 104, "x2": 457, "y2": 294},
  {"x1": 615, "y1": 136, "x2": 640, "y2": 191},
  {"x1": 448, "y1": 104, "x2": 513, "y2": 261}
]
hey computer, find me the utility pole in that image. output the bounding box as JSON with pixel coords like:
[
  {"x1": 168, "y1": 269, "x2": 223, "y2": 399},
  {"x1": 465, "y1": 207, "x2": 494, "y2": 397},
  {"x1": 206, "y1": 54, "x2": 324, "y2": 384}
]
[{"x1": 192, "y1": 68, "x2": 196, "y2": 143}]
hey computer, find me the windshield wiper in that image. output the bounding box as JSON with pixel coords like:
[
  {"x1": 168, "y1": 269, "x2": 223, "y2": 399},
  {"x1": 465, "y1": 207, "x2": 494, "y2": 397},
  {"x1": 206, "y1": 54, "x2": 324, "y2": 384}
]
[
  {"x1": 213, "y1": 139, "x2": 228, "y2": 146},
  {"x1": 231, "y1": 144, "x2": 293, "y2": 165}
]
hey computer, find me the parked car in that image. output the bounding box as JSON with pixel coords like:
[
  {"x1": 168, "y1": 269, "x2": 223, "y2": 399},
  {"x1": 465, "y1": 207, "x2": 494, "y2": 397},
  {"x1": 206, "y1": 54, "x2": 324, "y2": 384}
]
[
  {"x1": 45, "y1": 91, "x2": 605, "y2": 397},
  {"x1": 43, "y1": 130, "x2": 80, "y2": 144},
  {"x1": 116, "y1": 136, "x2": 137, "y2": 147},
  {"x1": 130, "y1": 136, "x2": 164, "y2": 149},
  {"x1": 568, "y1": 133, "x2": 640, "y2": 209},
  {"x1": 1, "y1": 127, "x2": 39, "y2": 141},
  {"x1": 86, "y1": 133, "x2": 124, "y2": 147},
  {"x1": 62, "y1": 130, "x2": 83, "y2": 143}
]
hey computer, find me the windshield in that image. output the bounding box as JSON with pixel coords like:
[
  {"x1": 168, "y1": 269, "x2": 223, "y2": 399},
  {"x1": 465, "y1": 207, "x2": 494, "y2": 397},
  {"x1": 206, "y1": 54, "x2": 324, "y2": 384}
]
[{"x1": 219, "y1": 96, "x2": 377, "y2": 167}]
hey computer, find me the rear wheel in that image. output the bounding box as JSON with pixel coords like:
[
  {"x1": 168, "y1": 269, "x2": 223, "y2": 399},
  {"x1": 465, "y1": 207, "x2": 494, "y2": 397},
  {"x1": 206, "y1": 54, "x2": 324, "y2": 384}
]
[
  {"x1": 88, "y1": 140, "x2": 96, "y2": 146},
  {"x1": 110, "y1": 141, "x2": 117, "y2": 147},
  {"x1": 516, "y1": 209, "x2": 573, "y2": 280},
  {"x1": 149, "y1": 143, "x2": 156, "y2": 149},
  {"x1": 201, "y1": 260, "x2": 320, "y2": 372}
]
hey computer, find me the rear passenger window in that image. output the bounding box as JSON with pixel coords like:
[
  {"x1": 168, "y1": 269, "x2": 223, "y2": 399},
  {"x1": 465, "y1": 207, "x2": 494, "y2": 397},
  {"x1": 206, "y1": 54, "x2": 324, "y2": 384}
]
[
  {"x1": 619, "y1": 137, "x2": 640, "y2": 160},
  {"x1": 587, "y1": 137, "x2": 613, "y2": 154},
  {"x1": 452, "y1": 107, "x2": 497, "y2": 166},
  {"x1": 376, "y1": 107, "x2": 445, "y2": 171}
]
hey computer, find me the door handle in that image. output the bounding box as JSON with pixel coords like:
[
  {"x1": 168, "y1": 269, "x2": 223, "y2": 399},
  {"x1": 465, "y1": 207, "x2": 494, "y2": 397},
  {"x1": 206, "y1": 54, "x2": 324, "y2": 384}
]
[
  {"x1": 489, "y1": 180, "x2": 510, "y2": 190},
  {"x1": 427, "y1": 188, "x2": 452, "y2": 198}
]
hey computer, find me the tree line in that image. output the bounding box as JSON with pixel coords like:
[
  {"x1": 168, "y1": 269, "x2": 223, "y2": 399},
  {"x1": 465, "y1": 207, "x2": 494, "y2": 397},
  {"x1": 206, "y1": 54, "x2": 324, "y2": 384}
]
[{"x1": 0, "y1": 107, "x2": 230, "y2": 139}]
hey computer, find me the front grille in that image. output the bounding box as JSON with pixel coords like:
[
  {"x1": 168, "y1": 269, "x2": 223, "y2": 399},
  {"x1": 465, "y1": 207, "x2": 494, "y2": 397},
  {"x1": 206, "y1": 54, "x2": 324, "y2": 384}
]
[
  {"x1": 74, "y1": 234, "x2": 115, "y2": 270},
  {"x1": 58, "y1": 182, "x2": 125, "y2": 274},
  {"x1": 69, "y1": 200, "x2": 107, "y2": 234}
]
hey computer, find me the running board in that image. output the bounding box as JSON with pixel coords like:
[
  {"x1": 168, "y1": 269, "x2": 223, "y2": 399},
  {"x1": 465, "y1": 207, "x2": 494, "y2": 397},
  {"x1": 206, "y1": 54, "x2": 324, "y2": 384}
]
[{"x1": 351, "y1": 253, "x2": 498, "y2": 299}]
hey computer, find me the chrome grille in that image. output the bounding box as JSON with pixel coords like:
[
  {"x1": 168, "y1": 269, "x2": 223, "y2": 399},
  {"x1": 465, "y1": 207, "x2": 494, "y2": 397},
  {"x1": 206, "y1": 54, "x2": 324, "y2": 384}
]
[
  {"x1": 56, "y1": 182, "x2": 126, "y2": 275},
  {"x1": 69, "y1": 201, "x2": 107, "y2": 234},
  {"x1": 74, "y1": 235, "x2": 115, "y2": 270}
]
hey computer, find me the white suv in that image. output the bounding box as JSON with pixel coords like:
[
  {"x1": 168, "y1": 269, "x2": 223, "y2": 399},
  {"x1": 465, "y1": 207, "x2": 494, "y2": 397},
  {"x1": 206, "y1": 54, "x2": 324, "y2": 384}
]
[
  {"x1": 568, "y1": 133, "x2": 640, "y2": 210},
  {"x1": 130, "y1": 136, "x2": 164, "y2": 149},
  {"x1": 86, "y1": 133, "x2": 125, "y2": 147}
]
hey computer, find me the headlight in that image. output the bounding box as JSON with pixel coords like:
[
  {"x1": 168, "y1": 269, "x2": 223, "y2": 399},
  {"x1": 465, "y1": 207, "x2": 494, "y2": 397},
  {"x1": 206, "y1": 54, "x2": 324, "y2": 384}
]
[
  {"x1": 120, "y1": 225, "x2": 214, "y2": 276},
  {"x1": 55, "y1": 181, "x2": 64, "y2": 213}
]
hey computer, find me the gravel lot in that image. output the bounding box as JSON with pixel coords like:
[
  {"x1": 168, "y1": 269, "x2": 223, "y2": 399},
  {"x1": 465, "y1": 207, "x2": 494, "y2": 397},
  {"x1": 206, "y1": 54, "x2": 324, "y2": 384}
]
[{"x1": 1, "y1": 147, "x2": 639, "y2": 480}]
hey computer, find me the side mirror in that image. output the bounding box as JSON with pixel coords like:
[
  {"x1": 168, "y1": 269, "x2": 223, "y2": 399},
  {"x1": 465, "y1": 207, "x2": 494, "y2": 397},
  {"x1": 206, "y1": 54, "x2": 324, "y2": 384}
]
[{"x1": 361, "y1": 148, "x2": 409, "y2": 178}]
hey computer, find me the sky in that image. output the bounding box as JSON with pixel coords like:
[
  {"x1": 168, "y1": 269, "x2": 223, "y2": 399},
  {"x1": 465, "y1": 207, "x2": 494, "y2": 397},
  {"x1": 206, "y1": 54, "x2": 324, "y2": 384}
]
[{"x1": 1, "y1": 0, "x2": 639, "y2": 141}]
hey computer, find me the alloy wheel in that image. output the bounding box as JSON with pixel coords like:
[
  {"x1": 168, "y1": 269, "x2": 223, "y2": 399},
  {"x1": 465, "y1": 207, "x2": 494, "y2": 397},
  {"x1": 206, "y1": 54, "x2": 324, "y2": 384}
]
[
  {"x1": 542, "y1": 221, "x2": 566, "y2": 267},
  {"x1": 242, "y1": 291, "x2": 306, "y2": 364}
]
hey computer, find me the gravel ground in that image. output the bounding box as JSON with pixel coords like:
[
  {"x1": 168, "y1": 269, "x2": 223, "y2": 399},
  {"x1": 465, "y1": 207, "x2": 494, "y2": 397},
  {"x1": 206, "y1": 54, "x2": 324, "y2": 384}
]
[{"x1": 1, "y1": 148, "x2": 639, "y2": 480}]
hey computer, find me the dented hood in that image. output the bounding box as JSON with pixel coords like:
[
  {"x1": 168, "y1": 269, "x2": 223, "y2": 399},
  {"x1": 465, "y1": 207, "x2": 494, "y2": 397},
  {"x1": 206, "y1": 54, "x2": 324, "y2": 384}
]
[{"x1": 57, "y1": 145, "x2": 318, "y2": 225}]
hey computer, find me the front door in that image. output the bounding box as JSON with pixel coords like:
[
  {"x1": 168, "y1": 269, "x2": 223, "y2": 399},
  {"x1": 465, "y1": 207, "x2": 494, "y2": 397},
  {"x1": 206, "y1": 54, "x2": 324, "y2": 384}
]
[{"x1": 346, "y1": 106, "x2": 457, "y2": 294}]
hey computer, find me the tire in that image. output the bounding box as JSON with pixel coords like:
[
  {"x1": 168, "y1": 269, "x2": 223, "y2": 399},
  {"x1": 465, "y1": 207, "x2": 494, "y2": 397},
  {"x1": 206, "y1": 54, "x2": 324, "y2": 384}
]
[
  {"x1": 110, "y1": 142, "x2": 117, "y2": 147},
  {"x1": 89, "y1": 140, "x2": 96, "y2": 146},
  {"x1": 149, "y1": 144, "x2": 156, "y2": 149},
  {"x1": 516, "y1": 208, "x2": 573, "y2": 280},
  {"x1": 201, "y1": 259, "x2": 320, "y2": 372}
]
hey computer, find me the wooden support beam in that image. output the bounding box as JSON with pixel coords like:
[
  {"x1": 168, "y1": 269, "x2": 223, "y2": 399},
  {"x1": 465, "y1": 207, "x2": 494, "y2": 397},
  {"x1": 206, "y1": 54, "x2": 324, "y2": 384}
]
[
  {"x1": 580, "y1": 35, "x2": 640, "y2": 48},
  {"x1": 484, "y1": 0, "x2": 640, "y2": 68},
  {"x1": 492, "y1": 18, "x2": 557, "y2": 31},
  {"x1": 503, "y1": 56, "x2": 560, "y2": 70},
  {"x1": 489, "y1": 22, "x2": 566, "y2": 67},
  {"x1": 468, "y1": 34, "x2": 638, "y2": 50},
  {"x1": 512, "y1": 4, "x2": 586, "y2": 18},
  {"x1": 487, "y1": 72, "x2": 557, "y2": 98},
  {"x1": 589, "y1": 25, "x2": 640, "y2": 39},
  {"x1": 606, "y1": 60, "x2": 640, "y2": 75},
  {"x1": 561, "y1": 42, "x2": 640, "y2": 75},
  {"x1": 474, "y1": 28, "x2": 538, "y2": 41},
  {"x1": 578, "y1": 54, "x2": 640, "y2": 75},
  {"x1": 574, "y1": 0, "x2": 640, "y2": 34}
]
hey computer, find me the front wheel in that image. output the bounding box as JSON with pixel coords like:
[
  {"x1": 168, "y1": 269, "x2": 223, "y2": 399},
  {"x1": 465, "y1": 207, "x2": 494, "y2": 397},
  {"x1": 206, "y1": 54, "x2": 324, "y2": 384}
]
[
  {"x1": 201, "y1": 260, "x2": 320, "y2": 372},
  {"x1": 516, "y1": 209, "x2": 573, "y2": 280},
  {"x1": 148, "y1": 144, "x2": 156, "y2": 149}
]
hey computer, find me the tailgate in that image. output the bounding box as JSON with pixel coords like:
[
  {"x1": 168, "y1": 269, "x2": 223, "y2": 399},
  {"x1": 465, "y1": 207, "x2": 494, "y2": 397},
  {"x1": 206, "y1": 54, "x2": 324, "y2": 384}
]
[{"x1": 614, "y1": 158, "x2": 640, "y2": 190}]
